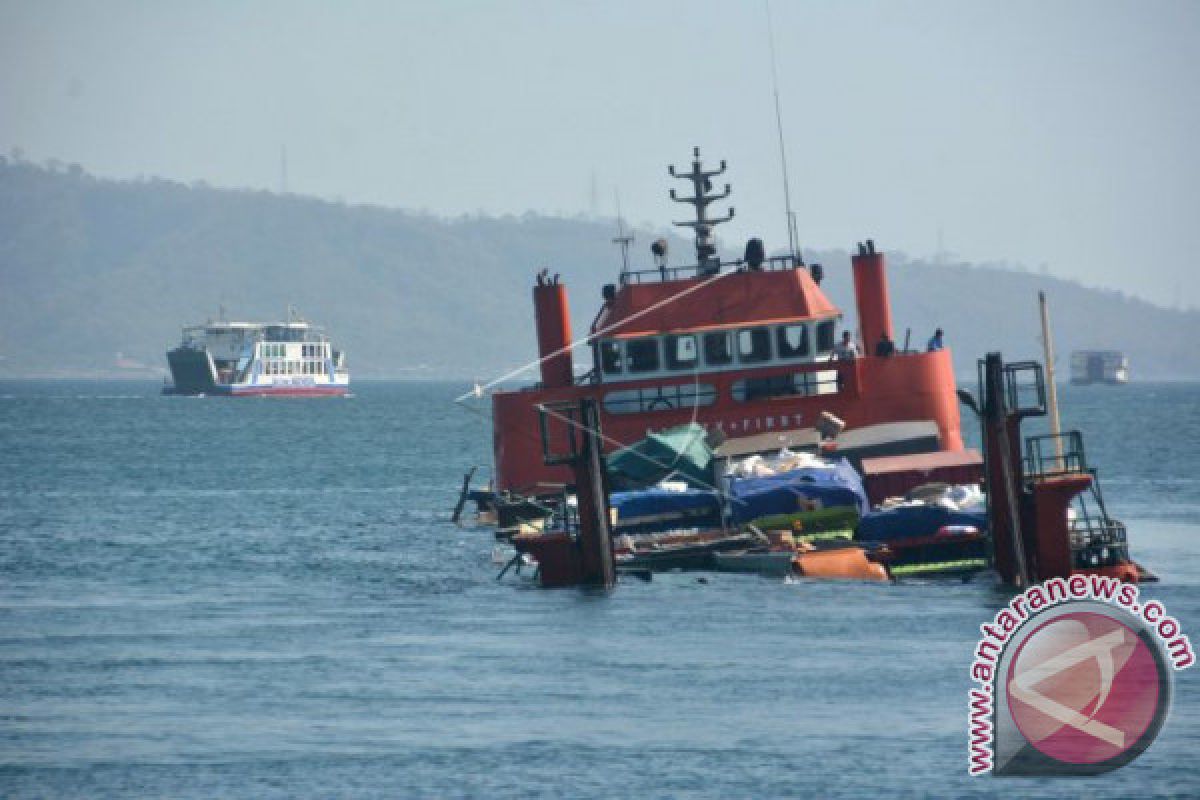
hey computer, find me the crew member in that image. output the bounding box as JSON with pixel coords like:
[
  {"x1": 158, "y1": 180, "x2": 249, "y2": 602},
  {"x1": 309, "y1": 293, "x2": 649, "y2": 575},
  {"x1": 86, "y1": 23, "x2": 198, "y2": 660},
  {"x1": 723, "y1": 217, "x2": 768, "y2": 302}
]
[
  {"x1": 875, "y1": 333, "x2": 895, "y2": 357},
  {"x1": 927, "y1": 328, "x2": 945, "y2": 352},
  {"x1": 832, "y1": 331, "x2": 860, "y2": 361}
]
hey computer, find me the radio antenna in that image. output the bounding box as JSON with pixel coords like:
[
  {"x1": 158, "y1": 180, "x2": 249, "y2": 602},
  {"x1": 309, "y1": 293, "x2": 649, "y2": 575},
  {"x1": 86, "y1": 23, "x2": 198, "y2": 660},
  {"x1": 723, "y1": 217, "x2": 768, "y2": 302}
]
[
  {"x1": 766, "y1": 0, "x2": 800, "y2": 265},
  {"x1": 612, "y1": 189, "x2": 634, "y2": 279}
]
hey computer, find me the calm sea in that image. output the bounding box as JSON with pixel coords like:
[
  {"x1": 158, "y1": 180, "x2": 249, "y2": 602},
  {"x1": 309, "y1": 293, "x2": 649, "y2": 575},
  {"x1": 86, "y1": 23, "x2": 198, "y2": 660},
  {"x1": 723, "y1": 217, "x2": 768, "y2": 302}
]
[{"x1": 0, "y1": 380, "x2": 1197, "y2": 798}]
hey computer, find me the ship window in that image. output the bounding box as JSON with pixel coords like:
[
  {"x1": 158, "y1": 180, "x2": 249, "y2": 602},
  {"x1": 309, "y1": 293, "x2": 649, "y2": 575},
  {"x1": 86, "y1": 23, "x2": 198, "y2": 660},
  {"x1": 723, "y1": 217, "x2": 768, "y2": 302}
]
[
  {"x1": 815, "y1": 320, "x2": 836, "y2": 354},
  {"x1": 603, "y1": 382, "x2": 717, "y2": 414},
  {"x1": 732, "y1": 370, "x2": 840, "y2": 402},
  {"x1": 703, "y1": 331, "x2": 732, "y2": 366},
  {"x1": 599, "y1": 341, "x2": 622, "y2": 374},
  {"x1": 665, "y1": 334, "x2": 698, "y2": 370},
  {"x1": 776, "y1": 324, "x2": 810, "y2": 359},
  {"x1": 737, "y1": 327, "x2": 771, "y2": 363},
  {"x1": 626, "y1": 338, "x2": 660, "y2": 373}
]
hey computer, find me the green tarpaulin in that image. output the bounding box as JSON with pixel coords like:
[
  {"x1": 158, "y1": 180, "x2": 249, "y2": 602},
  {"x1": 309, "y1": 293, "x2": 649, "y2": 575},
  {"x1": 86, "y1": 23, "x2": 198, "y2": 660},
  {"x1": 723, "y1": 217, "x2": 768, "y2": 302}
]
[{"x1": 606, "y1": 423, "x2": 714, "y2": 490}]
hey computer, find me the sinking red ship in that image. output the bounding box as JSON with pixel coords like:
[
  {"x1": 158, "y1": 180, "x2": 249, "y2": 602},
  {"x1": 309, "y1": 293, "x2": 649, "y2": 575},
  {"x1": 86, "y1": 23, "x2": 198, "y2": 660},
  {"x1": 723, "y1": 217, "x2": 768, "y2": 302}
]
[{"x1": 489, "y1": 148, "x2": 965, "y2": 495}]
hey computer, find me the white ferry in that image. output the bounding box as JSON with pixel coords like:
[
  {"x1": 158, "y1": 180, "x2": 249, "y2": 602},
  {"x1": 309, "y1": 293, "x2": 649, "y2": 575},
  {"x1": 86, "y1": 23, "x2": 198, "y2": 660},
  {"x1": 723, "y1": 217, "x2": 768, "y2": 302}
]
[{"x1": 164, "y1": 310, "x2": 349, "y2": 396}]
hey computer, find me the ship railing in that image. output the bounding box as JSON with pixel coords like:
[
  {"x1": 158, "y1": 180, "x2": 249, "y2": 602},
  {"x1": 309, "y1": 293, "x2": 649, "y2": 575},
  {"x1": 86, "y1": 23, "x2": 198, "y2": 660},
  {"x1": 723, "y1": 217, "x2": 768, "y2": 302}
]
[
  {"x1": 1070, "y1": 516, "x2": 1130, "y2": 568},
  {"x1": 1023, "y1": 431, "x2": 1088, "y2": 479},
  {"x1": 618, "y1": 255, "x2": 805, "y2": 285}
]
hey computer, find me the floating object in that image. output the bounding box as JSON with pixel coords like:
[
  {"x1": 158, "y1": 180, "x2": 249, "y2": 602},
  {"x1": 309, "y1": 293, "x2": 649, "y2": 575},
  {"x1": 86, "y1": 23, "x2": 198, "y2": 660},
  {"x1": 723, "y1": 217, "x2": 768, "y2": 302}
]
[
  {"x1": 616, "y1": 532, "x2": 761, "y2": 572},
  {"x1": 794, "y1": 547, "x2": 889, "y2": 582},
  {"x1": 888, "y1": 558, "x2": 990, "y2": 578},
  {"x1": 713, "y1": 549, "x2": 796, "y2": 576}
]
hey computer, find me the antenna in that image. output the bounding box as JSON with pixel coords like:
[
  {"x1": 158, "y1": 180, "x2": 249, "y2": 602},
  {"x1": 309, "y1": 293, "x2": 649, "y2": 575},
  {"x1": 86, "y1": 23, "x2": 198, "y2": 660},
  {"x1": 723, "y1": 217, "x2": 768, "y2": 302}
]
[
  {"x1": 611, "y1": 189, "x2": 634, "y2": 280},
  {"x1": 766, "y1": 0, "x2": 799, "y2": 265},
  {"x1": 668, "y1": 146, "x2": 734, "y2": 275}
]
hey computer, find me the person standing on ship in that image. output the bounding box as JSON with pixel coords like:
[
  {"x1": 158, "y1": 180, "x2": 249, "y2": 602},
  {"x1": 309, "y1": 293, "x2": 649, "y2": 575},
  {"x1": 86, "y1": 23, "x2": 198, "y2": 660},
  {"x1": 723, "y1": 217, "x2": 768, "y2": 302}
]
[
  {"x1": 832, "y1": 331, "x2": 860, "y2": 361},
  {"x1": 875, "y1": 333, "x2": 895, "y2": 357},
  {"x1": 926, "y1": 328, "x2": 945, "y2": 352}
]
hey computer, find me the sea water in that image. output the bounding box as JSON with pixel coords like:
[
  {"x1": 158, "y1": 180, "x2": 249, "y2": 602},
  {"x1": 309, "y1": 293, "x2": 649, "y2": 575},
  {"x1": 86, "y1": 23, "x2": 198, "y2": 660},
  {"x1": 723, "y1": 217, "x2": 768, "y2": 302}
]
[{"x1": 0, "y1": 381, "x2": 1196, "y2": 798}]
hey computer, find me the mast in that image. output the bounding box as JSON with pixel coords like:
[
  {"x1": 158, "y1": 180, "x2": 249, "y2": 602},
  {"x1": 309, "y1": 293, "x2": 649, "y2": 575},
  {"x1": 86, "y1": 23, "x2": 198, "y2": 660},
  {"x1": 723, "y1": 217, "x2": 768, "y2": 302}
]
[
  {"x1": 668, "y1": 147, "x2": 735, "y2": 275},
  {"x1": 766, "y1": 0, "x2": 799, "y2": 264},
  {"x1": 1038, "y1": 291, "x2": 1064, "y2": 467},
  {"x1": 611, "y1": 190, "x2": 634, "y2": 280}
]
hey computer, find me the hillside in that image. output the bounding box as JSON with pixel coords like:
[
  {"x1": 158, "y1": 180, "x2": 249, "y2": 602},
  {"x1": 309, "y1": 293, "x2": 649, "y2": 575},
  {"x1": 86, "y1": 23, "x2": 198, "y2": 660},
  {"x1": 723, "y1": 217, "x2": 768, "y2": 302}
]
[{"x1": 1, "y1": 159, "x2": 1196, "y2": 381}]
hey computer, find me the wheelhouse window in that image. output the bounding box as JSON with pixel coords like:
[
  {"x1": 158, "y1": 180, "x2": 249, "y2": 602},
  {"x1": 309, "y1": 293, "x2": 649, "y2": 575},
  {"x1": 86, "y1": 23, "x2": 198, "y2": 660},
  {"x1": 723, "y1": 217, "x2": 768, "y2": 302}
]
[
  {"x1": 665, "y1": 334, "x2": 698, "y2": 370},
  {"x1": 737, "y1": 327, "x2": 771, "y2": 363},
  {"x1": 599, "y1": 340, "x2": 622, "y2": 375},
  {"x1": 776, "y1": 323, "x2": 810, "y2": 360},
  {"x1": 703, "y1": 331, "x2": 733, "y2": 366},
  {"x1": 626, "y1": 338, "x2": 660, "y2": 373},
  {"x1": 816, "y1": 320, "x2": 836, "y2": 355}
]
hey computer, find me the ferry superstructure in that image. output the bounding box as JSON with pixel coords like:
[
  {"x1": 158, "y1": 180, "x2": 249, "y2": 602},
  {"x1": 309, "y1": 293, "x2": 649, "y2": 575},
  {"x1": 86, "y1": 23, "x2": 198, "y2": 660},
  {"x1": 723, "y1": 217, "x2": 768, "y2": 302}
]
[
  {"x1": 487, "y1": 149, "x2": 965, "y2": 494},
  {"x1": 164, "y1": 313, "x2": 349, "y2": 396}
]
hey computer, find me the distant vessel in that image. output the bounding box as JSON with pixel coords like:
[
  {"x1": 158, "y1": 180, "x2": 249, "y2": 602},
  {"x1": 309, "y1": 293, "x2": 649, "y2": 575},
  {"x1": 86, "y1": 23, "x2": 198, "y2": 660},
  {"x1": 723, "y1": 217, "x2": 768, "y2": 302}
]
[
  {"x1": 164, "y1": 310, "x2": 349, "y2": 396},
  {"x1": 1069, "y1": 350, "x2": 1128, "y2": 385}
]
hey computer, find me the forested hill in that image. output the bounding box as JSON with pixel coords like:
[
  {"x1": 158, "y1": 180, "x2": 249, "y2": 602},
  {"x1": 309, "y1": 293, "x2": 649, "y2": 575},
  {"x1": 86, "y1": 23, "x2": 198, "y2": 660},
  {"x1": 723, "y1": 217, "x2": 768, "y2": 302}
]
[{"x1": 2, "y1": 159, "x2": 1196, "y2": 381}]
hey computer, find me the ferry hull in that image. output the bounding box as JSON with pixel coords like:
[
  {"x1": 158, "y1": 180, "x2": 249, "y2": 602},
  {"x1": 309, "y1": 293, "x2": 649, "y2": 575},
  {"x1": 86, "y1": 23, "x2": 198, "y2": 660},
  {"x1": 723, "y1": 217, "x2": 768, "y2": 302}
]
[{"x1": 223, "y1": 385, "x2": 349, "y2": 397}]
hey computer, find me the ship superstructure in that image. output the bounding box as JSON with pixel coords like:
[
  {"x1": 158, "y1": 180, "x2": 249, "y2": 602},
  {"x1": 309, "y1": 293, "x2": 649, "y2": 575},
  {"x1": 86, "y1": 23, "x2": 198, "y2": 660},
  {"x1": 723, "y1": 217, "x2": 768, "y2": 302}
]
[
  {"x1": 487, "y1": 149, "x2": 965, "y2": 494},
  {"x1": 165, "y1": 311, "x2": 349, "y2": 396}
]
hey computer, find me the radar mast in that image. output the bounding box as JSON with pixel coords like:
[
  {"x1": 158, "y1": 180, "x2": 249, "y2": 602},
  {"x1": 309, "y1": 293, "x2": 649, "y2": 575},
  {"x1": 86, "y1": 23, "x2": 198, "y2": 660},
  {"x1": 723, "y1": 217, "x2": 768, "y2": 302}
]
[{"x1": 669, "y1": 147, "x2": 735, "y2": 275}]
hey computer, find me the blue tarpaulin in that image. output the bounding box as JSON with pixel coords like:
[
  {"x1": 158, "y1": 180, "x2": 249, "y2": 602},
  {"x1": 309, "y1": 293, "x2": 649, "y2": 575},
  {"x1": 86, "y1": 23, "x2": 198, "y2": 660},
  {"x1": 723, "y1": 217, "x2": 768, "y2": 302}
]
[
  {"x1": 729, "y1": 459, "x2": 868, "y2": 523},
  {"x1": 855, "y1": 505, "x2": 987, "y2": 543},
  {"x1": 610, "y1": 488, "x2": 723, "y2": 534}
]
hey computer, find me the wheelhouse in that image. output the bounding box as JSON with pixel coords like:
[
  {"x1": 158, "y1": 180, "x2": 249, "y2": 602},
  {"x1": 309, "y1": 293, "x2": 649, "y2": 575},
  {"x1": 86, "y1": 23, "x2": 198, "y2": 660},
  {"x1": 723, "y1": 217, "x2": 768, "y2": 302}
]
[{"x1": 593, "y1": 317, "x2": 840, "y2": 382}]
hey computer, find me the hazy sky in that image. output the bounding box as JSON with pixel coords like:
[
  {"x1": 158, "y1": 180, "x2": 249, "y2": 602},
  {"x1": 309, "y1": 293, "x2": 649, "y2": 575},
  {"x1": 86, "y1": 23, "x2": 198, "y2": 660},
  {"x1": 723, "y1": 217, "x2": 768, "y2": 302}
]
[{"x1": 3, "y1": 0, "x2": 1199, "y2": 307}]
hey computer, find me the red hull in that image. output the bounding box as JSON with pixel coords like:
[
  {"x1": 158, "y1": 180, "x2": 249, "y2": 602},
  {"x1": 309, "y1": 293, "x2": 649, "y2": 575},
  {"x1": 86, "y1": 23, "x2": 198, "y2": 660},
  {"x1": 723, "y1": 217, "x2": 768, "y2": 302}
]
[{"x1": 227, "y1": 386, "x2": 349, "y2": 397}]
